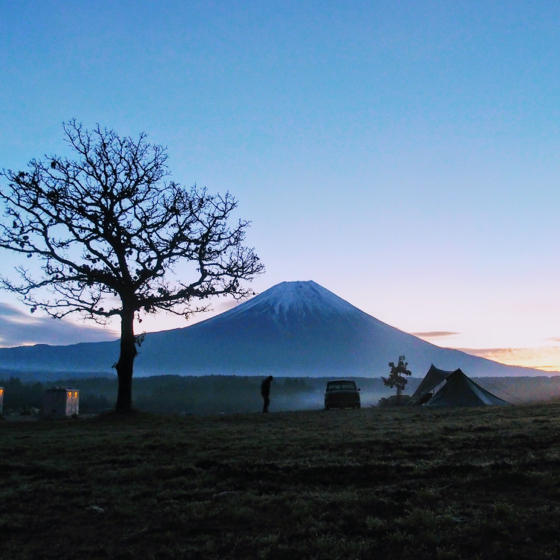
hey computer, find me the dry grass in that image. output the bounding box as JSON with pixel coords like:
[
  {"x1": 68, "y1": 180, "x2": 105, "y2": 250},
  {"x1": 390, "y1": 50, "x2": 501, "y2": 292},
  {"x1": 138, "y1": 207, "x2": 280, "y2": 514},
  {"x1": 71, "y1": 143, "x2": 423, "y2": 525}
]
[{"x1": 2, "y1": 404, "x2": 560, "y2": 559}]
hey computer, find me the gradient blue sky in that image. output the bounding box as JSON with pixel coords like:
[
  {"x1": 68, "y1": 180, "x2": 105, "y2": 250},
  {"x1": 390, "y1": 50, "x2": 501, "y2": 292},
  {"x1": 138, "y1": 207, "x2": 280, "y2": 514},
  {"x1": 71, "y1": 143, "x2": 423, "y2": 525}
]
[{"x1": 1, "y1": 1, "x2": 559, "y2": 369}]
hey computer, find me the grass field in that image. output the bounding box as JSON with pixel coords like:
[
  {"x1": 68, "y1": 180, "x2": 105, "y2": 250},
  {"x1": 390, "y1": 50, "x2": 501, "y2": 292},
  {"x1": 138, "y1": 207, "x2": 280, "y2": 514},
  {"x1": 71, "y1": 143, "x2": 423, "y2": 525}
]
[{"x1": 2, "y1": 404, "x2": 560, "y2": 559}]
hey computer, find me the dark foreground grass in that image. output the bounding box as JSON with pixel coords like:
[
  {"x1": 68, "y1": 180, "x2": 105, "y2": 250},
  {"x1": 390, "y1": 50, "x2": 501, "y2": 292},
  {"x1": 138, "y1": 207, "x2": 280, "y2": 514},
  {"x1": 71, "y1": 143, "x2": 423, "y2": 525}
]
[{"x1": 2, "y1": 404, "x2": 560, "y2": 559}]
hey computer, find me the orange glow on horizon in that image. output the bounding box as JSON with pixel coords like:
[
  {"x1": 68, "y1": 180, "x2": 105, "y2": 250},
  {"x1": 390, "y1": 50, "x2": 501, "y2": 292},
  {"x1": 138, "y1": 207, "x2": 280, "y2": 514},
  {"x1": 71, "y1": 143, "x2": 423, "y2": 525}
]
[{"x1": 459, "y1": 346, "x2": 560, "y2": 374}]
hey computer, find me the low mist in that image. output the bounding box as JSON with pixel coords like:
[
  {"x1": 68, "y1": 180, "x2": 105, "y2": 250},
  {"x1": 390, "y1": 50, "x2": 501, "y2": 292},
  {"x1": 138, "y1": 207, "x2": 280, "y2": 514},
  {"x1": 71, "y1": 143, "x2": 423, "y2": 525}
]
[{"x1": 2, "y1": 374, "x2": 560, "y2": 416}]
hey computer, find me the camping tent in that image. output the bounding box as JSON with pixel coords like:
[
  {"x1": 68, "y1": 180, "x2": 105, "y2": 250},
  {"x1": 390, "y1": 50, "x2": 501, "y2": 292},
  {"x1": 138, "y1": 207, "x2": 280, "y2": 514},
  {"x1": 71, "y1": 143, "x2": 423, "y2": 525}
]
[
  {"x1": 409, "y1": 365, "x2": 455, "y2": 405},
  {"x1": 410, "y1": 365, "x2": 510, "y2": 407},
  {"x1": 427, "y1": 369, "x2": 509, "y2": 407}
]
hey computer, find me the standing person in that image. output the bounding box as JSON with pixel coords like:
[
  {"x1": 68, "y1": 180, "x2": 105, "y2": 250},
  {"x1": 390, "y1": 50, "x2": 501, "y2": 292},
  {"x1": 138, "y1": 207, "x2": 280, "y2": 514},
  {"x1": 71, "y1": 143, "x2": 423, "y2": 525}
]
[{"x1": 261, "y1": 375, "x2": 274, "y2": 413}]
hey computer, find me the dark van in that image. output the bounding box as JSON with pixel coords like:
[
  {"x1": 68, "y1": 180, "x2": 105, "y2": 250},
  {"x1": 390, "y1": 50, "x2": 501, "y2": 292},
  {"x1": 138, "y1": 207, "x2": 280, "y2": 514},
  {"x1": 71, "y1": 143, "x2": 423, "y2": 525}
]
[{"x1": 324, "y1": 380, "x2": 361, "y2": 409}]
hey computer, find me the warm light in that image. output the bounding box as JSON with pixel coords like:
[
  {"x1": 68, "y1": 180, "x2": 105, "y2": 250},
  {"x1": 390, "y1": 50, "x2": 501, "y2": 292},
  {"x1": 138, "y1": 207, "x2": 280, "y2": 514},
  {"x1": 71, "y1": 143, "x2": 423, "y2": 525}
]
[{"x1": 459, "y1": 346, "x2": 560, "y2": 372}]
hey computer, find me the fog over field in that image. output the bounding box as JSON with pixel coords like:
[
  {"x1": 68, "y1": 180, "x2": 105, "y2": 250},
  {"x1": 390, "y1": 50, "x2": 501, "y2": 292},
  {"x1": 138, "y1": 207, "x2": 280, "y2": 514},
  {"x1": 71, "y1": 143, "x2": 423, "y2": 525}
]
[{"x1": 3, "y1": 374, "x2": 560, "y2": 418}]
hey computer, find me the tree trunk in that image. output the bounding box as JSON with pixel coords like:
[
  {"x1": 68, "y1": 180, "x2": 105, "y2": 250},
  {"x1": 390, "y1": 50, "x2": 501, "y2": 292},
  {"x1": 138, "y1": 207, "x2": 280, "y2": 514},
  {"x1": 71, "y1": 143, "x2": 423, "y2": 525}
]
[
  {"x1": 397, "y1": 386, "x2": 402, "y2": 407},
  {"x1": 115, "y1": 308, "x2": 137, "y2": 413}
]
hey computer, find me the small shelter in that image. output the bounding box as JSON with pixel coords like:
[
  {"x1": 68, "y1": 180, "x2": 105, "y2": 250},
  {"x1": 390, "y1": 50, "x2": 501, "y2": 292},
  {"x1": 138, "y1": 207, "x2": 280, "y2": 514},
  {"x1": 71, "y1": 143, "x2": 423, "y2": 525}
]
[
  {"x1": 409, "y1": 365, "x2": 455, "y2": 405},
  {"x1": 410, "y1": 365, "x2": 509, "y2": 407},
  {"x1": 42, "y1": 388, "x2": 79, "y2": 418},
  {"x1": 0, "y1": 387, "x2": 3, "y2": 415}
]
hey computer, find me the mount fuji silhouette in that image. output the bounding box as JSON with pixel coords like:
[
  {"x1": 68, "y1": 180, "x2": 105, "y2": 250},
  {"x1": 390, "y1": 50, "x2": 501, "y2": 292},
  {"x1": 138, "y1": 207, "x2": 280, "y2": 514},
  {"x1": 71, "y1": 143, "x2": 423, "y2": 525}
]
[{"x1": 0, "y1": 281, "x2": 547, "y2": 378}]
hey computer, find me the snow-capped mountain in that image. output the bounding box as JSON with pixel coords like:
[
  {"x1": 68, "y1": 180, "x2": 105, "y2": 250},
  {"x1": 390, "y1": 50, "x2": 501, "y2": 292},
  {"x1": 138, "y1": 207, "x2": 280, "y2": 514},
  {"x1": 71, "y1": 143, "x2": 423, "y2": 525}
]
[
  {"x1": 221, "y1": 280, "x2": 358, "y2": 321},
  {"x1": 0, "y1": 280, "x2": 549, "y2": 378}
]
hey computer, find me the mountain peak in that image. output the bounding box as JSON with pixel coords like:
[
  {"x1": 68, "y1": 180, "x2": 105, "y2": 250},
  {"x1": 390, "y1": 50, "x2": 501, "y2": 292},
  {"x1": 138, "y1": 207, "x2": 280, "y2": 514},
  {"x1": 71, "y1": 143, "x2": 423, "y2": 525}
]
[
  {"x1": 0, "y1": 279, "x2": 548, "y2": 378},
  {"x1": 220, "y1": 280, "x2": 361, "y2": 322}
]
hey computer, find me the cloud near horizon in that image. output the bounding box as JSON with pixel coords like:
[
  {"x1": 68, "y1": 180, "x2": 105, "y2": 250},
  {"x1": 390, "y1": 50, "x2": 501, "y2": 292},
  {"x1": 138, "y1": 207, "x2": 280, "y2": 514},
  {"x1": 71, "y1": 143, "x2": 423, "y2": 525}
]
[
  {"x1": 0, "y1": 302, "x2": 119, "y2": 348},
  {"x1": 458, "y1": 346, "x2": 560, "y2": 372},
  {"x1": 412, "y1": 331, "x2": 460, "y2": 338}
]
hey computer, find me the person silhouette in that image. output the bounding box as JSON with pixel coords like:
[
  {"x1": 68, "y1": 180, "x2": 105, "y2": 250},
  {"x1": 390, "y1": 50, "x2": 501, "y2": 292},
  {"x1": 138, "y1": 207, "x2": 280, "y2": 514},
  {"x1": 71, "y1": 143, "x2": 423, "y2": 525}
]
[{"x1": 261, "y1": 375, "x2": 274, "y2": 413}]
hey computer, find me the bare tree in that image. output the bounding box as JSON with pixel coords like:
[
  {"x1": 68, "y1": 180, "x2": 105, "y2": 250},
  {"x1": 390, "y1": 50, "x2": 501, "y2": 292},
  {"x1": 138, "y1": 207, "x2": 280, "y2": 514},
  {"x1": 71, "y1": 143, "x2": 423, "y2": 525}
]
[{"x1": 0, "y1": 120, "x2": 264, "y2": 412}]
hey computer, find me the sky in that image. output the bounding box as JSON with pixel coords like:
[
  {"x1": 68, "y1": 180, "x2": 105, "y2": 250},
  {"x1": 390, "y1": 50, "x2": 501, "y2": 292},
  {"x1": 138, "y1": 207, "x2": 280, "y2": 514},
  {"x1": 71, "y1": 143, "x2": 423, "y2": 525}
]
[{"x1": 1, "y1": 1, "x2": 559, "y2": 371}]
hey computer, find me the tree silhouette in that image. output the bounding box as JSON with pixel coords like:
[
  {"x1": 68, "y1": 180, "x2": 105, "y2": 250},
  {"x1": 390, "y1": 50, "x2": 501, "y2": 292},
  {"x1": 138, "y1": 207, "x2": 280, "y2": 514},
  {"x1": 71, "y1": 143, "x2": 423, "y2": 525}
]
[
  {"x1": 0, "y1": 120, "x2": 264, "y2": 412},
  {"x1": 382, "y1": 355, "x2": 412, "y2": 406}
]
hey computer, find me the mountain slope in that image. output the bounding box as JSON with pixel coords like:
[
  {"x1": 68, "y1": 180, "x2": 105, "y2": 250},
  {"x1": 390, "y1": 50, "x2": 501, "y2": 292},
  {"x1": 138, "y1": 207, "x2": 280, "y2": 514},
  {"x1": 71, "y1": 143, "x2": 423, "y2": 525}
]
[{"x1": 0, "y1": 280, "x2": 549, "y2": 378}]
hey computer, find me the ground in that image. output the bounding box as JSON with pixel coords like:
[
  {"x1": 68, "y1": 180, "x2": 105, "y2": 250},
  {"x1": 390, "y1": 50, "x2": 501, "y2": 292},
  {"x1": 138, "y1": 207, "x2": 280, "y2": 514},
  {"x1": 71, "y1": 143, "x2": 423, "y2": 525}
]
[{"x1": 1, "y1": 404, "x2": 560, "y2": 559}]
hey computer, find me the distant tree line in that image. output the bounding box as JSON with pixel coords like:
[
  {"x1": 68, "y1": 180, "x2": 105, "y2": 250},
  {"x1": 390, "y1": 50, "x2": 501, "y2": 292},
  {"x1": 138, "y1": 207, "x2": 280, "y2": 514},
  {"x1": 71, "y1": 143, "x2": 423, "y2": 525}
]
[
  {"x1": 0, "y1": 377, "x2": 111, "y2": 413},
  {"x1": 0, "y1": 375, "x2": 316, "y2": 415},
  {"x1": 0, "y1": 375, "x2": 400, "y2": 415},
  {"x1": 2, "y1": 374, "x2": 559, "y2": 415}
]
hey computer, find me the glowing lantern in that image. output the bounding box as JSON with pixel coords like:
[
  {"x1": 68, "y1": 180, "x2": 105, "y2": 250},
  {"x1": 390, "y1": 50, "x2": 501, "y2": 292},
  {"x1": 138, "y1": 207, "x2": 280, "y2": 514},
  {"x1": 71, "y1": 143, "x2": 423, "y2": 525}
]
[{"x1": 0, "y1": 387, "x2": 3, "y2": 415}]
